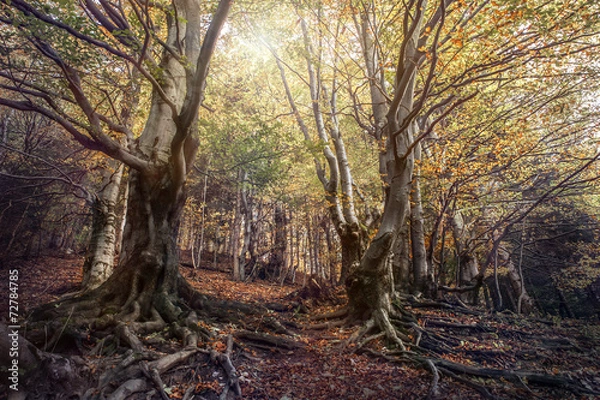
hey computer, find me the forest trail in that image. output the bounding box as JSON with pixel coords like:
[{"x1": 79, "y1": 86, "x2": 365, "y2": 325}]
[{"x1": 5, "y1": 255, "x2": 600, "y2": 399}]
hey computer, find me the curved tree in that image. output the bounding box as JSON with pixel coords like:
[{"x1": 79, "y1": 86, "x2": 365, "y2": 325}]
[
  {"x1": 0, "y1": 0, "x2": 231, "y2": 332},
  {"x1": 344, "y1": 0, "x2": 600, "y2": 345},
  {"x1": 261, "y1": 4, "x2": 367, "y2": 285}
]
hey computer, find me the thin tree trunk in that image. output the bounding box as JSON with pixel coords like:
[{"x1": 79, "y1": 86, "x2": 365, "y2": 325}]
[
  {"x1": 451, "y1": 211, "x2": 480, "y2": 304},
  {"x1": 393, "y1": 220, "x2": 411, "y2": 293},
  {"x1": 272, "y1": 15, "x2": 365, "y2": 286},
  {"x1": 81, "y1": 162, "x2": 124, "y2": 291},
  {"x1": 232, "y1": 169, "x2": 245, "y2": 281},
  {"x1": 271, "y1": 202, "x2": 287, "y2": 280},
  {"x1": 196, "y1": 164, "x2": 209, "y2": 268},
  {"x1": 410, "y1": 143, "x2": 429, "y2": 295},
  {"x1": 499, "y1": 244, "x2": 535, "y2": 314}
]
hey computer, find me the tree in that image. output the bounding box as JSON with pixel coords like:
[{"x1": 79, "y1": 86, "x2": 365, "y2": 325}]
[
  {"x1": 343, "y1": 0, "x2": 600, "y2": 344},
  {"x1": 346, "y1": 0, "x2": 449, "y2": 345},
  {"x1": 0, "y1": 0, "x2": 231, "y2": 334},
  {"x1": 423, "y1": 35, "x2": 600, "y2": 310},
  {"x1": 266, "y1": 10, "x2": 366, "y2": 285}
]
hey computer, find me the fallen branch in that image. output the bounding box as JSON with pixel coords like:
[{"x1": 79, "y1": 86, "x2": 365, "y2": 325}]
[{"x1": 235, "y1": 330, "x2": 304, "y2": 350}]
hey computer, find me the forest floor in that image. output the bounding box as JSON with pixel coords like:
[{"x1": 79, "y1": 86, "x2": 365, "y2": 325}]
[{"x1": 3, "y1": 255, "x2": 600, "y2": 399}]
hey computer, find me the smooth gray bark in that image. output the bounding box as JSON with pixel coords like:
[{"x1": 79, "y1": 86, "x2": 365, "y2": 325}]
[
  {"x1": 81, "y1": 163, "x2": 124, "y2": 290},
  {"x1": 410, "y1": 143, "x2": 429, "y2": 295}
]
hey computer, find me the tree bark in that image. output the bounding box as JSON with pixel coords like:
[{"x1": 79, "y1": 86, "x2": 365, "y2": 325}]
[
  {"x1": 81, "y1": 162, "x2": 124, "y2": 291},
  {"x1": 347, "y1": 153, "x2": 414, "y2": 322},
  {"x1": 410, "y1": 143, "x2": 429, "y2": 295},
  {"x1": 498, "y1": 244, "x2": 535, "y2": 314},
  {"x1": 450, "y1": 212, "x2": 480, "y2": 304},
  {"x1": 393, "y1": 219, "x2": 411, "y2": 293},
  {"x1": 103, "y1": 166, "x2": 187, "y2": 321},
  {"x1": 232, "y1": 169, "x2": 245, "y2": 281},
  {"x1": 272, "y1": 202, "x2": 287, "y2": 279}
]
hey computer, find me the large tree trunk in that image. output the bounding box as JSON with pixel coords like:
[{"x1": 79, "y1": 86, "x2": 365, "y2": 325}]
[
  {"x1": 31, "y1": 165, "x2": 189, "y2": 326},
  {"x1": 393, "y1": 218, "x2": 411, "y2": 293},
  {"x1": 338, "y1": 227, "x2": 363, "y2": 285},
  {"x1": 347, "y1": 154, "x2": 414, "y2": 322},
  {"x1": 96, "y1": 166, "x2": 187, "y2": 321}
]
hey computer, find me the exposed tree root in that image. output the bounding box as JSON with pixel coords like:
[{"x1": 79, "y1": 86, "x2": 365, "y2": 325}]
[
  {"x1": 296, "y1": 291, "x2": 600, "y2": 399},
  {"x1": 310, "y1": 306, "x2": 349, "y2": 321},
  {"x1": 436, "y1": 366, "x2": 498, "y2": 399},
  {"x1": 19, "y1": 275, "x2": 269, "y2": 399},
  {"x1": 211, "y1": 335, "x2": 242, "y2": 399},
  {"x1": 106, "y1": 378, "x2": 147, "y2": 400},
  {"x1": 308, "y1": 317, "x2": 349, "y2": 330},
  {"x1": 433, "y1": 358, "x2": 600, "y2": 396},
  {"x1": 425, "y1": 358, "x2": 440, "y2": 400}
]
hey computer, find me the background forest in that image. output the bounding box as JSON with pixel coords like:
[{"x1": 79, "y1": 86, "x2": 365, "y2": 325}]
[{"x1": 0, "y1": 0, "x2": 599, "y2": 399}]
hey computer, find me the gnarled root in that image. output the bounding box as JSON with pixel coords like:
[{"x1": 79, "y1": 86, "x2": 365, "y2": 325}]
[
  {"x1": 211, "y1": 335, "x2": 242, "y2": 399},
  {"x1": 22, "y1": 283, "x2": 249, "y2": 399}
]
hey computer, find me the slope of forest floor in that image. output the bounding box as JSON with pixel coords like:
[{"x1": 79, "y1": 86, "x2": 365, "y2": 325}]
[{"x1": 3, "y1": 255, "x2": 600, "y2": 399}]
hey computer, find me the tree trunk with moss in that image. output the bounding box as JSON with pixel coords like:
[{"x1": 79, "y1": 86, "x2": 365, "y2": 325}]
[{"x1": 393, "y1": 217, "x2": 411, "y2": 293}]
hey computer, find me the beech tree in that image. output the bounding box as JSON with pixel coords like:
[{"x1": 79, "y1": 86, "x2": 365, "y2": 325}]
[
  {"x1": 262, "y1": 6, "x2": 367, "y2": 285},
  {"x1": 0, "y1": 0, "x2": 231, "y2": 332},
  {"x1": 339, "y1": 0, "x2": 600, "y2": 345}
]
